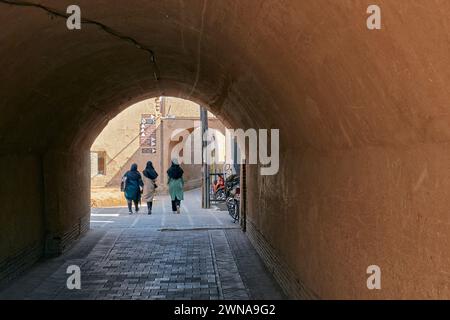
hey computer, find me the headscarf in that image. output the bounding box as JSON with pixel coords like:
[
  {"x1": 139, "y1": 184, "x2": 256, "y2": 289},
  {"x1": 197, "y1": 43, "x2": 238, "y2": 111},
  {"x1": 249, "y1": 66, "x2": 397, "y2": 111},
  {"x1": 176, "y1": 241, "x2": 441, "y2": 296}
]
[
  {"x1": 125, "y1": 163, "x2": 142, "y2": 181},
  {"x1": 143, "y1": 161, "x2": 158, "y2": 180},
  {"x1": 167, "y1": 160, "x2": 184, "y2": 179}
]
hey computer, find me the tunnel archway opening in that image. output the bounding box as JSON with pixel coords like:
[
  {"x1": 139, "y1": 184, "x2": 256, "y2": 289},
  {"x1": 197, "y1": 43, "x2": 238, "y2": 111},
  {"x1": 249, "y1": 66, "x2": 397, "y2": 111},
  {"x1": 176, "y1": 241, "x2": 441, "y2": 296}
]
[{"x1": 89, "y1": 95, "x2": 238, "y2": 224}]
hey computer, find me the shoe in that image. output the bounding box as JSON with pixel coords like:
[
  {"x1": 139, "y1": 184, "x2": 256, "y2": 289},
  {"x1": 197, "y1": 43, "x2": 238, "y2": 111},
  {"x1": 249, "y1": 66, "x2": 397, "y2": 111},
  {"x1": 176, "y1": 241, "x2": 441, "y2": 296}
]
[
  {"x1": 129, "y1": 211, "x2": 133, "y2": 215},
  {"x1": 176, "y1": 205, "x2": 180, "y2": 214},
  {"x1": 148, "y1": 210, "x2": 152, "y2": 215}
]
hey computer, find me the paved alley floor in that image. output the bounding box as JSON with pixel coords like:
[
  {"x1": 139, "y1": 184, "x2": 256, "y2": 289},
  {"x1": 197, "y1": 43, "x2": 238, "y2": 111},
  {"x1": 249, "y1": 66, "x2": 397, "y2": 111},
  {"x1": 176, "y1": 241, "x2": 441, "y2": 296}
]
[{"x1": 0, "y1": 190, "x2": 285, "y2": 300}]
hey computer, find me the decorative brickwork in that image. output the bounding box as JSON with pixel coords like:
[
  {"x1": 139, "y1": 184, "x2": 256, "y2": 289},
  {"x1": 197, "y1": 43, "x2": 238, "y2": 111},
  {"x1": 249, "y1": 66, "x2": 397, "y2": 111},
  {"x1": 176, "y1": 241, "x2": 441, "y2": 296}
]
[{"x1": 0, "y1": 242, "x2": 43, "y2": 286}]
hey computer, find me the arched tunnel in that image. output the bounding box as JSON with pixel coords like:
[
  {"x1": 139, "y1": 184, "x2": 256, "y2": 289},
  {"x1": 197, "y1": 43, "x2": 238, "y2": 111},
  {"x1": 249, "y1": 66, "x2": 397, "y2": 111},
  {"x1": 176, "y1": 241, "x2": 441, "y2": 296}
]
[{"x1": 0, "y1": 0, "x2": 450, "y2": 300}]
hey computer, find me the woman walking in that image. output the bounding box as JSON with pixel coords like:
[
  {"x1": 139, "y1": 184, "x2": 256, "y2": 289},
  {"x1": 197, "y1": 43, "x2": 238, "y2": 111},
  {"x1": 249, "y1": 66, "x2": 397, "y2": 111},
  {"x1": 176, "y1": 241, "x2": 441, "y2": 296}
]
[
  {"x1": 142, "y1": 161, "x2": 158, "y2": 215},
  {"x1": 167, "y1": 159, "x2": 184, "y2": 214},
  {"x1": 122, "y1": 163, "x2": 143, "y2": 214}
]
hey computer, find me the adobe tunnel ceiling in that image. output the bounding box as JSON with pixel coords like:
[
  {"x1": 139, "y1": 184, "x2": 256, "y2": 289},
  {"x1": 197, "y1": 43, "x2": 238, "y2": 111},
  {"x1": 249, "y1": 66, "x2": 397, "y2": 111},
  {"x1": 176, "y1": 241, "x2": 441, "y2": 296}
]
[
  {"x1": 0, "y1": 0, "x2": 449, "y2": 152},
  {"x1": 3, "y1": 0, "x2": 450, "y2": 300}
]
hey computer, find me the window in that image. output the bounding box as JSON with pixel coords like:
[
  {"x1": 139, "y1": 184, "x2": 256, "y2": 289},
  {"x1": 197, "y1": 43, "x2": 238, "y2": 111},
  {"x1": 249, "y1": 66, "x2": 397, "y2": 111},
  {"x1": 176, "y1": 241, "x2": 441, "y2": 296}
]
[{"x1": 97, "y1": 151, "x2": 106, "y2": 175}]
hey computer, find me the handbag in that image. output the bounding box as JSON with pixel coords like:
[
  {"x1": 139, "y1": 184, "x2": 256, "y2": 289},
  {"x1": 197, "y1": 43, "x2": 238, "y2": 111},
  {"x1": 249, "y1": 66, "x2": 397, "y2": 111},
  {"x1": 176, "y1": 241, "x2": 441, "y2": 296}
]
[{"x1": 120, "y1": 176, "x2": 127, "y2": 192}]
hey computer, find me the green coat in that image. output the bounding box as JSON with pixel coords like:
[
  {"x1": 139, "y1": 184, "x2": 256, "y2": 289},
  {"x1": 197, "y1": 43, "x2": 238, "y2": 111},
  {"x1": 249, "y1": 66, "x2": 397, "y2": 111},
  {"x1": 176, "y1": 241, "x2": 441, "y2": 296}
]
[{"x1": 168, "y1": 177, "x2": 184, "y2": 201}]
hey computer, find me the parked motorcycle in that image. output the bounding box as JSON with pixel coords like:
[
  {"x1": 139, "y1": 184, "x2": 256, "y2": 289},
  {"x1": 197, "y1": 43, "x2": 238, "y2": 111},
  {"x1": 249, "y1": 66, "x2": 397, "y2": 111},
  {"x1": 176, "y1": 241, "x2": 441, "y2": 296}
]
[
  {"x1": 211, "y1": 174, "x2": 225, "y2": 200},
  {"x1": 215, "y1": 174, "x2": 239, "y2": 201}
]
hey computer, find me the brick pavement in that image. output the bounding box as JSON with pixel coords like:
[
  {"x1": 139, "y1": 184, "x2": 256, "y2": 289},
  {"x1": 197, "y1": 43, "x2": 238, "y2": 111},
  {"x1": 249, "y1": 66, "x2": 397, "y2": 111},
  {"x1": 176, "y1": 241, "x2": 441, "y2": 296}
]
[{"x1": 0, "y1": 190, "x2": 284, "y2": 300}]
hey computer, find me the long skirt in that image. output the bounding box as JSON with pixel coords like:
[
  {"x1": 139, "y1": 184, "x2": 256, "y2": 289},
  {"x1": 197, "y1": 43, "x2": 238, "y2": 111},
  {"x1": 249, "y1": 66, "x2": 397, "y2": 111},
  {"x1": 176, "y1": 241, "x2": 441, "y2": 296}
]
[
  {"x1": 142, "y1": 176, "x2": 156, "y2": 202},
  {"x1": 168, "y1": 178, "x2": 184, "y2": 201}
]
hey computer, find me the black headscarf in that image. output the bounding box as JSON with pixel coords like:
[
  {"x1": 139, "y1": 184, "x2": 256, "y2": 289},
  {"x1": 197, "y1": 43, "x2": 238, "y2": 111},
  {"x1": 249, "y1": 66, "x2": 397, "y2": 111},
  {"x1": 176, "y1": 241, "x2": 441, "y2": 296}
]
[
  {"x1": 124, "y1": 163, "x2": 143, "y2": 183},
  {"x1": 167, "y1": 161, "x2": 183, "y2": 179},
  {"x1": 143, "y1": 161, "x2": 158, "y2": 180}
]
